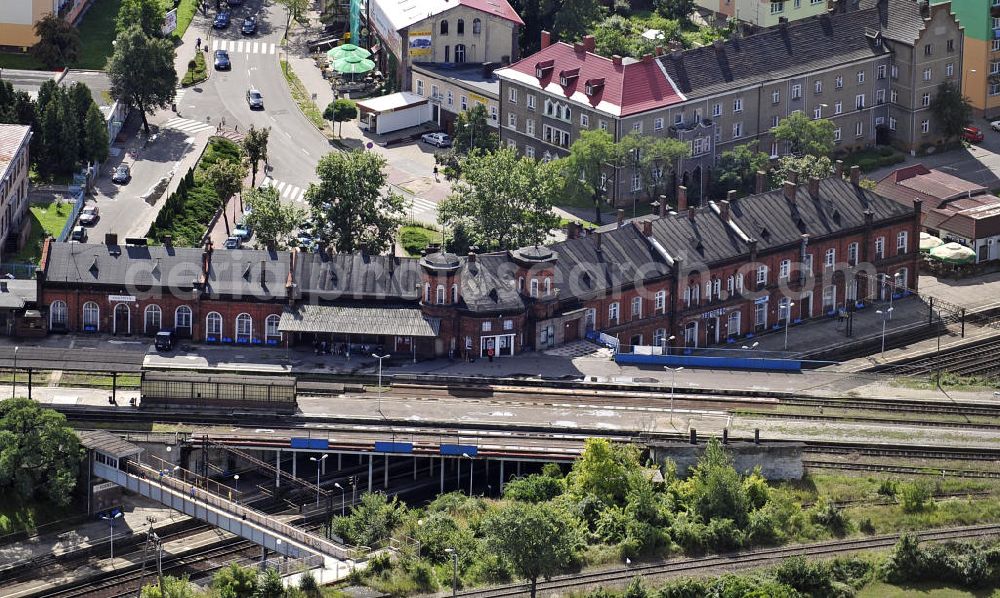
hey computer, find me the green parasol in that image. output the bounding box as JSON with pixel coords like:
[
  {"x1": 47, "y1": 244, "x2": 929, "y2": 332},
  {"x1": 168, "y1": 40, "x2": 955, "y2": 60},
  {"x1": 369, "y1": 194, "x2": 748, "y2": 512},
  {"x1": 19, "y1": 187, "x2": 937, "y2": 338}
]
[
  {"x1": 929, "y1": 241, "x2": 975, "y2": 264},
  {"x1": 327, "y1": 43, "x2": 371, "y2": 61},
  {"x1": 332, "y1": 54, "x2": 376, "y2": 74},
  {"x1": 919, "y1": 231, "x2": 943, "y2": 253}
]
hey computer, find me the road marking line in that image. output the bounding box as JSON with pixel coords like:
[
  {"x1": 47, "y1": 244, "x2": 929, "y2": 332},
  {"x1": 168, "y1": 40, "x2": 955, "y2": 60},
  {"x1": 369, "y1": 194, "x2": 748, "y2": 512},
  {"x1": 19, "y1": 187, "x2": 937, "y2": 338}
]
[
  {"x1": 237, "y1": 41, "x2": 244, "y2": 53},
  {"x1": 275, "y1": 181, "x2": 287, "y2": 192},
  {"x1": 268, "y1": 43, "x2": 275, "y2": 54},
  {"x1": 212, "y1": 39, "x2": 220, "y2": 51},
  {"x1": 252, "y1": 42, "x2": 259, "y2": 54},
  {"x1": 282, "y1": 185, "x2": 295, "y2": 199}
]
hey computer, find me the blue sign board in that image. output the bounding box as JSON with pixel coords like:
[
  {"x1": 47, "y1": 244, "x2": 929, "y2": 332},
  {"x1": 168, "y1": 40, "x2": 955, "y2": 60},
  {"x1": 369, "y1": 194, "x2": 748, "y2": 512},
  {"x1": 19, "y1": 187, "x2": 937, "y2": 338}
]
[
  {"x1": 440, "y1": 444, "x2": 478, "y2": 456},
  {"x1": 375, "y1": 441, "x2": 414, "y2": 454},
  {"x1": 291, "y1": 438, "x2": 330, "y2": 450}
]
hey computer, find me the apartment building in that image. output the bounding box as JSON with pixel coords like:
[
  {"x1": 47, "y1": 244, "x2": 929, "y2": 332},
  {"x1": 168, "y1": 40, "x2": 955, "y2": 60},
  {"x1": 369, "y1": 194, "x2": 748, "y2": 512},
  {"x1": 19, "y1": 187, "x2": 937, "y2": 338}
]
[
  {"x1": 0, "y1": 0, "x2": 89, "y2": 49},
  {"x1": 0, "y1": 125, "x2": 31, "y2": 257},
  {"x1": 697, "y1": 0, "x2": 830, "y2": 28},
  {"x1": 496, "y1": 0, "x2": 962, "y2": 208},
  {"x1": 930, "y1": 0, "x2": 998, "y2": 119},
  {"x1": 411, "y1": 62, "x2": 501, "y2": 133}
]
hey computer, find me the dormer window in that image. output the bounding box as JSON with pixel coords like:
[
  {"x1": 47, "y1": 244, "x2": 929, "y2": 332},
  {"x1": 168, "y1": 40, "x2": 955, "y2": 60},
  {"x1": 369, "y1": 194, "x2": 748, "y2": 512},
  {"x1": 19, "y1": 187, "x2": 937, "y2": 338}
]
[
  {"x1": 559, "y1": 68, "x2": 579, "y2": 87},
  {"x1": 584, "y1": 78, "x2": 605, "y2": 96},
  {"x1": 534, "y1": 59, "x2": 554, "y2": 79}
]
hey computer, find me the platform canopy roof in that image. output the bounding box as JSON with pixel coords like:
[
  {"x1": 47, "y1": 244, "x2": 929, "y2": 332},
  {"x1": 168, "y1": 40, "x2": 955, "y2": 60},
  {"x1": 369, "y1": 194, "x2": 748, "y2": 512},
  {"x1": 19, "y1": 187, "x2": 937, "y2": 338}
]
[
  {"x1": 278, "y1": 304, "x2": 439, "y2": 337},
  {"x1": 77, "y1": 430, "x2": 143, "y2": 458}
]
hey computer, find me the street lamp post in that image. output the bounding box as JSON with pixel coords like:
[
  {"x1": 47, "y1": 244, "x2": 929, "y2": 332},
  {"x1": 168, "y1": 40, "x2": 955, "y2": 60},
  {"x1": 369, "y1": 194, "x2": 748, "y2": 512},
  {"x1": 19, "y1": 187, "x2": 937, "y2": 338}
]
[
  {"x1": 334, "y1": 482, "x2": 345, "y2": 516},
  {"x1": 310, "y1": 455, "x2": 328, "y2": 507},
  {"x1": 462, "y1": 453, "x2": 473, "y2": 495},
  {"x1": 233, "y1": 474, "x2": 240, "y2": 497},
  {"x1": 877, "y1": 307, "x2": 894, "y2": 359},
  {"x1": 11, "y1": 346, "x2": 18, "y2": 398},
  {"x1": 445, "y1": 548, "x2": 459, "y2": 596},
  {"x1": 100, "y1": 509, "x2": 123, "y2": 565},
  {"x1": 783, "y1": 302, "x2": 796, "y2": 351},
  {"x1": 372, "y1": 353, "x2": 390, "y2": 415},
  {"x1": 664, "y1": 366, "x2": 683, "y2": 423},
  {"x1": 664, "y1": 335, "x2": 675, "y2": 356}
]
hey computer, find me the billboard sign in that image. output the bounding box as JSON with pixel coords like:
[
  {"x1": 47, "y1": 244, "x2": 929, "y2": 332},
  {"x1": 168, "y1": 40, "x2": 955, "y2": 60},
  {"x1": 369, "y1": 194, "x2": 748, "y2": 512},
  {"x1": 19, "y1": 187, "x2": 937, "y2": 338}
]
[
  {"x1": 408, "y1": 30, "x2": 432, "y2": 58},
  {"x1": 368, "y1": 1, "x2": 402, "y2": 57},
  {"x1": 162, "y1": 8, "x2": 177, "y2": 36}
]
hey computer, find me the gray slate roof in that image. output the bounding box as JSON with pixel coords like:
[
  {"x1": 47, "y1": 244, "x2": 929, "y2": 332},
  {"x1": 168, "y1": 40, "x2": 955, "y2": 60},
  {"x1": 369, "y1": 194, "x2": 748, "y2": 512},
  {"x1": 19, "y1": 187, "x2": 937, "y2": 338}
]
[
  {"x1": 0, "y1": 279, "x2": 37, "y2": 309},
  {"x1": 296, "y1": 252, "x2": 422, "y2": 301},
  {"x1": 658, "y1": 1, "x2": 910, "y2": 99},
  {"x1": 77, "y1": 430, "x2": 142, "y2": 458},
  {"x1": 461, "y1": 253, "x2": 525, "y2": 313},
  {"x1": 552, "y1": 224, "x2": 671, "y2": 301},
  {"x1": 278, "y1": 304, "x2": 439, "y2": 337},
  {"x1": 650, "y1": 208, "x2": 749, "y2": 267}
]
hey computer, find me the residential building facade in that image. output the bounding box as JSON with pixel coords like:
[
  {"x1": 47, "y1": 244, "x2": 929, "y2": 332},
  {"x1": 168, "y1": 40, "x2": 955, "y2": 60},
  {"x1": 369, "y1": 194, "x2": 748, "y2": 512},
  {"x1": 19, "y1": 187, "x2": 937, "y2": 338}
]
[
  {"x1": 411, "y1": 63, "x2": 501, "y2": 133},
  {"x1": 0, "y1": 125, "x2": 31, "y2": 257},
  {"x1": 930, "y1": 0, "x2": 1000, "y2": 119},
  {"x1": 0, "y1": 0, "x2": 90, "y2": 49},
  {"x1": 697, "y1": 0, "x2": 830, "y2": 28}
]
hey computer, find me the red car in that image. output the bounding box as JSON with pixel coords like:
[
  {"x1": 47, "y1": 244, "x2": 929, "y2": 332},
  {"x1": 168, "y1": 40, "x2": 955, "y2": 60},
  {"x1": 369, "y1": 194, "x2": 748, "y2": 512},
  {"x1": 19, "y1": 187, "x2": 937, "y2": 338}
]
[{"x1": 962, "y1": 126, "x2": 984, "y2": 143}]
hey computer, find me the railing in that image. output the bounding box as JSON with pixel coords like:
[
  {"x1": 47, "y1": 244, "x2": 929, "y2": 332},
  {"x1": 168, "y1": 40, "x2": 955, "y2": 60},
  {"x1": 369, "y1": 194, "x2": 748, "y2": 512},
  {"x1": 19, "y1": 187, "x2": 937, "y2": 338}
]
[
  {"x1": 56, "y1": 184, "x2": 87, "y2": 243},
  {"x1": 122, "y1": 460, "x2": 353, "y2": 560}
]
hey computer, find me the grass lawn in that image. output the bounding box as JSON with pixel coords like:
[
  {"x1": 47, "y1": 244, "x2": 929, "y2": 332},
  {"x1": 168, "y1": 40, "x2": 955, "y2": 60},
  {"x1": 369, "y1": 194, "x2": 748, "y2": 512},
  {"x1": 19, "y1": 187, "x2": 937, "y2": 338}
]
[
  {"x1": 858, "y1": 582, "x2": 1000, "y2": 598},
  {"x1": 180, "y1": 49, "x2": 207, "y2": 86},
  {"x1": 172, "y1": 0, "x2": 199, "y2": 40},
  {"x1": 12, "y1": 201, "x2": 73, "y2": 263},
  {"x1": 399, "y1": 225, "x2": 440, "y2": 256},
  {"x1": 280, "y1": 59, "x2": 327, "y2": 131},
  {"x1": 0, "y1": 492, "x2": 73, "y2": 536},
  {"x1": 74, "y1": 0, "x2": 124, "y2": 70}
]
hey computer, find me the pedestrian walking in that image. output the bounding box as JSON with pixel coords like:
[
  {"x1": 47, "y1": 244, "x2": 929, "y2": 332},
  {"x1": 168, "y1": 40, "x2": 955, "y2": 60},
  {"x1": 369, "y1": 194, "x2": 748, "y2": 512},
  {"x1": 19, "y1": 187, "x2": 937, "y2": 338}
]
[{"x1": 196, "y1": 37, "x2": 201, "y2": 51}]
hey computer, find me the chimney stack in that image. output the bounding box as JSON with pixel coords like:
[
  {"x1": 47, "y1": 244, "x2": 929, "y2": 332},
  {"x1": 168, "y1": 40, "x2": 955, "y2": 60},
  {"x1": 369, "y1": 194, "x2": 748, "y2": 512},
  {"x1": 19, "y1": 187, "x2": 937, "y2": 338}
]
[
  {"x1": 616, "y1": 209, "x2": 625, "y2": 228},
  {"x1": 720, "y1": 197, "x2": 732, "y2": 221},
  {"x1": 162, "y1": 234, "x2": 172, "y2": 247},
  {"x1": 834, "y1": 159, "x2": 845, "y2": 178},
  {"x1": 808, "y1": 176, "x2": 820, "y2": 197},
  {"x1": 688, "y1": 206, "x2": 696, "y2": 221},
  {"x1": 540, "y1": 30, "x2": 551, "y2": 49},
  {"x1": 655, "y1": 45, "x2": 664, "y2": 56},
  {"x1": 850, "y1": 165, "x2": 861, "y2": 186},
  {"x1": 567, "y1": 221, "x2": 580, "y2": 240},
  {"x1": 783, "y1": 181, "x2": 798, "y2": 202},
  {"x1": 755, "y1": 170, "x2": 767, "y2": 194},
  {"x1": 677, "y1": 185, "x2": 688, "y2": 212},
  {"x1": 583, "y1": 35, "x2": 595, "y2": 53},
  {"x1": 467, "y1": 251, "x2": 476, "y2": 264},
  {"x1": 612, "y1": 55, "x2": 623, "y2": 67},
  {"x1": 641, "y1": 220, "x2": 653, "y2": 237},
  {"x1": 573, "y1": 41, "x2": 585, "y2": 53},
  {"x1": 787, "y1": 170, "x2": 799, "y2": 186},
  {"x1": 658, "y1": 194, "x2": 667, "y2": 217},
  {"x1": 642, "y1": 53, "x2": 654, "y2": 64}
]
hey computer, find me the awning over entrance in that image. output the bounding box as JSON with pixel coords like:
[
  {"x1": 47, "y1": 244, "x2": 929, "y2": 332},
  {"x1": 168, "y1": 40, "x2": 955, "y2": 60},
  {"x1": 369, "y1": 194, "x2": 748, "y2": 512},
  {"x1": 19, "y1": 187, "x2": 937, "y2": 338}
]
[{"x1": 278, "y1": 304, "x2": 439, "y2": 337}]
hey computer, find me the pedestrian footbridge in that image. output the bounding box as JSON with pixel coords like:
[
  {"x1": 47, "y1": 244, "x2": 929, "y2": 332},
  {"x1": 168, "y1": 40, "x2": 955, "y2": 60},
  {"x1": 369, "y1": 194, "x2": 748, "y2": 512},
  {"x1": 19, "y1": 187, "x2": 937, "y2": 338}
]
[{"x1": 80, "y1": 430, "x2": 353, "y2": 567}]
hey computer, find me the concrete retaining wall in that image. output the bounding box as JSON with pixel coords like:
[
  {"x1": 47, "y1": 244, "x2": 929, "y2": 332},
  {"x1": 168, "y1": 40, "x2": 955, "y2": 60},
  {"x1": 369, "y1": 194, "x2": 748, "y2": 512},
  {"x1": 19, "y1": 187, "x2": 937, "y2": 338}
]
[{"x1": 648, "y1": 441, "x2": 804, "y2": 480}]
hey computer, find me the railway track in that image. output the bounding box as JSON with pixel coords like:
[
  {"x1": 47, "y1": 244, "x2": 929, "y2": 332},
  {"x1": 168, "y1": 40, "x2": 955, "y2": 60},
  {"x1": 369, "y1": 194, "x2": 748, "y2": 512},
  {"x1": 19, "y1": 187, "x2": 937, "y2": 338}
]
[
  {"x1": 801, "y1": 442, "x2": 1000, "y2": 461},
  {"x1": 737, "y1": 410, "x2": 1000, "y2": 430},
  {"x1": 801, "y1": 460, "x2": 1000, "y2": 479},
  {"x1": 453, "y1": 524, "x2": 1000, "y2": 597},
  {"x1": 877, "y1": 337, "x2": 1000, "y2": 378}
]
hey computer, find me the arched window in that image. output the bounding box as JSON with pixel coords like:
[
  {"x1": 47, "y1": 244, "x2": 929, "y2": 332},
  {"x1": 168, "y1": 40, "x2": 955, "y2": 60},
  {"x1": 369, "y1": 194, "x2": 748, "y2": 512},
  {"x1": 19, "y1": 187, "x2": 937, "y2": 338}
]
[
  {"x1": 472, "y1": 18, "x2": 481, "y2": 34},
  {"x1": 544, "y1": 277, "x2": 552, "y2": 296},
  {"x1": 265, "y1": 314, "x2": 281, "y2": 343},
  {"x1": 175, "y1": 305, "x2": 192, "y2": 336},
  {"x1": 436, "y1": 284, "x2": 445, "y2": 304},
  {"x1": 529, "y1": 279, "x2": 538, "y2": 297},
  {"x1": 440, "y1": 20, "x2": 448, "y2": 35},
  {"x1": 424, "y1": 283, "x2": 431, "y2": 303},
  {"x1": 455, "y1": 44, "x2": 466, "y2": 63},
  {"x1": 457, "y1": 19, "x2": 464, "y2": 35},
  {"x1": 451, "y1": 284, "x2": 459, "y2": 304},
  {"x1": 50, "y1": 300, "x2": 68, "y2": 330},
  {"x1": 206, "y1": 311, "x2": 222, "y2": 340},
  {"x1": 236, "y1": 313, "x2": 253, "y2": 343},
  {"x1": 144, "y1": 304, "x2": 162, "y2": 334},
  {"x1": 82, "y1": 301, "x2": 99, "y2": 330}
]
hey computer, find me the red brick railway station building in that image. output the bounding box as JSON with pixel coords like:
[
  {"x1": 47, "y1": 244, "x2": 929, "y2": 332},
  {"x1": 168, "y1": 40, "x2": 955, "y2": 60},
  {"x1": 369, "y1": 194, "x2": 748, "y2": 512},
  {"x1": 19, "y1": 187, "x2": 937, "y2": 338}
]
[{"x1": 34, "y1": 167, "x2": 920, "y2": 358}]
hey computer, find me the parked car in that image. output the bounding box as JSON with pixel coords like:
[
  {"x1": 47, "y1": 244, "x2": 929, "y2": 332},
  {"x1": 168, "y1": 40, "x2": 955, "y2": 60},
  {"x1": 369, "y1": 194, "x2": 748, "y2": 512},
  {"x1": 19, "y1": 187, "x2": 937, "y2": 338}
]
[
  {"x1": 233, "y1": 220, "x2": 252, "y2": 240},
  {"x1": 991, "y1": 120, "x2": 1000, "y2": 133},
  {"x1": 79, "y1": 205, "x2": 100, "y2": 225},
  {"x1": 155, "y1": 330, "x2": 174, "y2": 351},
  {"x1": 246, "y1": 87, "x2": 264, "y2": 110},
  {"x1": 421, "y1": 132, "x2": 452, "y2": 147},
  {"x1": 962, "y1": 126, "x2": 984, "y2": 143},
  {"x1": 241, "y1": 15, "x2": 257, "y2": 35},
  {"x1": 213, "y1": 11, "x2": 230, "y2": 28},
  {"x1": 111, "y1": 164, "x2": 130, "y2": 184},
  {"x1": 224, "y1": 236, "x2": 242, "y2": 249},
  {"x1": 70, "y1": 226, "x2": 87, "y2": 242},
  {"x1": 214, "y1": 49, "x2": 231, "y2": 70}
]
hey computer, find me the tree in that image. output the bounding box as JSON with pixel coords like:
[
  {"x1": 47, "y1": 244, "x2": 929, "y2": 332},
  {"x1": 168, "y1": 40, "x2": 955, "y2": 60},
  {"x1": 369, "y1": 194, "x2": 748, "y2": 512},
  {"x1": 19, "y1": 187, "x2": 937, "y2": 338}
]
[
  {"x1": 116, "y1": 0, "x2": 166, "y2": 38},
  {"x1": 559, "y1": 129, "x2": 624, "y2": 225},
  {"x1": 711, "y1": 142, "x2": 770, "y2": 197},
  {"x1": 243, "y1": 185, "x2": 303, "y2": 249},
  {"x1": 66, "y1": 81, "x2": 92, "y2": 133},
  {"x1": 37, "y1": 90, "x2": 79, "y2": 178},
  {"x1": 331, "y1": 492, "x2": 406, "y2": 547},
  {"x1": 107, "y1": 25, "x2": 177, "y2": 136},
  {"x1": 502, "y1": 474, "x2": 564, "y2": 503},
  {"x1": 620, "y1": 132, "x2": 690, "y2": 206},
  {"x1": 930, "y1": 80, "x2": 973, "y2": 142},
  {"x1": 0, "y1": 399, "x2": 82, "y2": 507},
  {"x1": 773, "y1": 112, "x2": 835, "y2": 157},
  {"x1": 769, "y1": 154, "x2": 833, "y2": 188},
  {"x1": 276, "y1": 0, "x2": 310, "y2": 30},
  {"x1": 81, "y1": 102, "x2": 110, "y2": 165},
  {"x1": 687, "y1": 438, "x2": 750, "y2": 527},
  {"x1": 438, "y1": 147, "x2": 561, "y2": 251},
  {"x1": 483, "y1": 501, "x2": 584, "y2": 598},
  {"x1": 655, "y1": 0, "x2": 696, "y2": 23},
  {"x1": 240, "y1": 125, "x2": 270, "y2": 186},
  {"x1": 323, "y1": 99, "x2": 357, "y2": 138},
  {"x1": 305, "y1": 150, "x2": 405, "y2": 254},
  {"x1": 139, "y1": 575, "x2": 202, "y2": 598},
  {"x1": 256, "y1": 568, "x2": 285, "y2": 598},
  {"x1": 212, "y1": 563, "x2": 258, "y2": 598},
  {"x1": 453, "y1": 103, "x2": 498, "y2": 154},
  {"x1": 32, "y1": 13, "x2": 81, "y2": 69},
  {"x1": 0, "y1": 81, "x2": 36, "y2": 126},
  {"x1": 205, "y1": 159, "x2": 247, "y2": 236},
  {"x1": 543, "y1": 0, "x2": 604, "y2": 42},
  {"x1": 566, "y1": 438, "x2": 641, "y2": 507}
]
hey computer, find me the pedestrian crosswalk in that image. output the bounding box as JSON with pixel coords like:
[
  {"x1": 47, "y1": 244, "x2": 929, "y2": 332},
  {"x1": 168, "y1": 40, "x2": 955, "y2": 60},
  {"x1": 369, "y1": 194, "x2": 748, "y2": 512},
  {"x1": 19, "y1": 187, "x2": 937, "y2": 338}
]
[
  {"x1": 407, "y1": 196, "x2": 439, "y2": 217},
  {"x1": 163, "y1": 117, "x2": 215, "y2": 135},
  {"x1": 174, "y1": 89, "x2": 187, "y2": 104},
  {"x1": 211, "y1": 39, "x2": 277, "y2": 55},
  {"x1": 261, "y1": 177, "x2": 307, "y2": 203}
]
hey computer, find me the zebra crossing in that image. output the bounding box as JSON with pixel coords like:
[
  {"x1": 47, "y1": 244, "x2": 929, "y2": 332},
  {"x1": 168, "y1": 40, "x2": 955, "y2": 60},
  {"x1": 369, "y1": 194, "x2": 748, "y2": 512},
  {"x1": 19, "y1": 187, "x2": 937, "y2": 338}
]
[
  {"x1": 211, "y1": 39, "x2": 277, "y2": 55},
  {"x1": 174, "y1": 88, "x2": 187, "y2": 104},
  {"x1": 407, "y1": 196, "x2": 439, "y2": 217},
  {"x1": 261, "y1": 177, "x2": 307, "y2": 203},
  {"x1": 163, "y1": 117, "x2": 215, "y2": 135}
]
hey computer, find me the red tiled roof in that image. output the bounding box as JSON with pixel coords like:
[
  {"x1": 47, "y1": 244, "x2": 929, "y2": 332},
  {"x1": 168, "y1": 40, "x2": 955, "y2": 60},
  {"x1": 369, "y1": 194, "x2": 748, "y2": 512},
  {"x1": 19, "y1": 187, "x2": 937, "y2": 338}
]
[
  {"x1": 497, "y1": 42, "x2": 684, "y2": 117},
  {"x1": 876, "y1": 165, "x2": 990, "y2": 213},
  {"x1": 459, "y1": 0, "x2": 523, "y2": 26}
]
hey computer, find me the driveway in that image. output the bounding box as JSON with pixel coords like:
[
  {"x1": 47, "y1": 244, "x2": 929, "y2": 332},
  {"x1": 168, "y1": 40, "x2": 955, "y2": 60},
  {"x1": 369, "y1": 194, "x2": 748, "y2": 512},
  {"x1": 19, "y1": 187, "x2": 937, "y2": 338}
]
[{"x1": 868, "y1": 132, "x2": 1000, "y2": 190}]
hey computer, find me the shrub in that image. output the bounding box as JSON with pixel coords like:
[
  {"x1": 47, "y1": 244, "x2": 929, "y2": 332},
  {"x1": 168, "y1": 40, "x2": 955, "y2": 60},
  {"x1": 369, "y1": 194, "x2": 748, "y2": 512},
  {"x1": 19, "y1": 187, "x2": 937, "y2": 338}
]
[
  {"x1": 622, "y1": 576, "x2": 650, "y2": 598},
  {"x1": 876, "y1": 478, "x2": 897, "y2": 498},
  {"x1": 773, "y1": 556, "x2": 834, "y2": 596},
  {"x1": 502, "y1": 474, "x2": 564, "y2": 503},
  {"x1": 810, "y1": 498, "x2": 849, "y2": 536},
  {"x1": 899, "y1": 482, "x2": 933, "y2": 513},
  {"x1": 400, "y1": 226, "x2": 433, "y2": 256},
  {"x1": 859, "y1": 517, "x2": 875, "y2": 534}
]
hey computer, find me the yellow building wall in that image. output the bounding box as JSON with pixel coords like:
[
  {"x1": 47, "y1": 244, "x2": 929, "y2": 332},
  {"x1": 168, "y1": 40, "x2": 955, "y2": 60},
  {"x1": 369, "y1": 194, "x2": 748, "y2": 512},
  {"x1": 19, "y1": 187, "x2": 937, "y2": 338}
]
[{"x1": 0, "y1": 23, "x2": 38, "y2": 48}]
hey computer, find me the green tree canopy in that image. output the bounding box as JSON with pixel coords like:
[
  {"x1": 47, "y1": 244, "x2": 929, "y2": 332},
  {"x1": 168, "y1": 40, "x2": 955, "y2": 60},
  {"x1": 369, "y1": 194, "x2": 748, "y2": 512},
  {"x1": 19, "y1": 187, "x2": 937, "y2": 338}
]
[
  {"x1": 82, "y1": 102, "x2": 110, "y2": 165},
  {"x1": 543, "y1": 0, "x2": 605, "y2": 42},
  {"x1": 559, "y1": 129, "x2": 624, "y2": 224},
  {"x1": 323, "y1": 98, "x2": 358, "y2": 138},
  {"x1": 331, "y1": 492, "x2": 407, "y2": 547},
  {"x1": 770, "y1": 154, "x2": 833, "y2": 188},
  {"x1": 483, "y1": 501, "x2": 584, "y2": 598},
  {"x1": 107, "y1": 25, "x2": 177, "y2": 136},
  {"x1": 502, "y1": 473, "x2": 565, "y2": 503},
  {"x1": 0, "y1": 81, "x2": 36, "y2": 127},
  {"x1": 438, "y1": 146, "x2": 562, "y2": 251},
  {"x1": 211, "y1": 563, "x2": 258, "y2": 598},
  {"x1": 0, "y1": 398, "x2": 82, "y2": 507},
  {"x1": 711, "y1": 142, "x2": 771, "y2": 197},
  {"x1": 305, "y1": 150, "x2": 404, "y2": 254},
  {"x1": 655, "y1": 0, "x2": 696, "y2": 22},
  {"x1": 930, "y1": 80, "x2": 973, "y2": 142},
  {"x1": 566, "y1": 438, "x2": 642, "y2": 507},
  {"x1": 686, "y1": 438, "x2": 751, "y2": 527},
  {"x1": 453, "y1": 103, "x2": 498, "y2": 154},
  {"x1": 773, "y1": 112, "x2": 835, "y2": 157},
  {"x1": 240, "y1": 125, "x2": 270, "y2": 186},
  {"x1": 116, "y1": 0, "x2": 166, "y2": 38},
  {"x1": 204, "y1": 158, "x2": 247, "y2": 236},
  {"x1": 256, "y1": 568, "x2": 285, "y2": 598},
  {"x1": 620, "y1": 132, "x2": 690, "y2": 204},
  {"x1": 243, "y1": 185, "x2": 303, "y2": 249},
  {"x1": 32, "y1": 13, "x2": 81, "y2": 69},
  {"x1": 139, "y1": 575, "x2": 201, "y2": 598},
  {"x1": 276, "y1": 0, "x2": 310, "y2": 29}
]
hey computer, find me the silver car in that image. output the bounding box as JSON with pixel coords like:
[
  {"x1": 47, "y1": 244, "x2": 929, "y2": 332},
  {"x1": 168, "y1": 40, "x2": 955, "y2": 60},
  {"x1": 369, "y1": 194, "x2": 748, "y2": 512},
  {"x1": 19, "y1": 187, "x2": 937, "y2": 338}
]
[
  {"x1": 421, "y1": 132, "x2": 452, "y2": 147},
  {"x1": 246, "y1": 88, "x2": 264, "y2": 110}
]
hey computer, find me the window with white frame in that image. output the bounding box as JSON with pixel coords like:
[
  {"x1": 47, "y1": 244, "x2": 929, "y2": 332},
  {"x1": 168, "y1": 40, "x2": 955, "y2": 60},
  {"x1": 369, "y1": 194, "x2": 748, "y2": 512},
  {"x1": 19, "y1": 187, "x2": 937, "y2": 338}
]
[
  {"x1": 416, "y1": 80, "x2": 424, "y2": 95},
  {"x1": 890, "y1": 88, "x2": 897, "y2": 103},
  {"x1": 875, "y1": 236, "x2": 885, "y2": 258},
  {"x1": 825, "y1": 248, "x2": 835, "y2": 267},
  {"x1": 804, "y1": 254, "x2": 814, "y2": 274},
  {"x1": 814, "y1": 80, "x2": 822, "y2": 94},
  {"x1": 609, "y1": 302, "x2": 620, "y2": 323},
  {"x1": 82, "y1": 301, "x2": 99, "y2": 329},
  {"x1": 889, "y1": 117, "x2": 897, "y2": 130},
  {"x1": 482, "y1": 321, "x2": 492, "y2": 332},
  {"x1": 736, "y1": 273, "x2": 744, "y2": 292},
  {"x1": 822, "y1": 285, "x2": 835, "y2": 312},
  {"x1": 992, "y1": 83, "x2": 1000, "y2": 97},
  {"x1": 770, "y1": 1, "x2": 783, "y2": 13},
  {"x1": 503, "y1": 319, "x2": 514, "y2": 330},
  {"x1": 891, "y1": 65, "x2": 898, "y2": 79},
  {"x1": 813, "y1": 106, "x2": 822, "y2": 119},
  {"x1": 599, "y1": 120, "x2": 608, "y2": 130},
  {"x1": 772, "y1": 90, "x2": 780, "y2": 104},
  {"x1": 756, "y1": 265, "x2": 768, "y2": 285},
  {"x1": 877, "y1": 64, "x2": 886, "y2": 79},
  {"x1": 897, "y1": 231, "x2": 908, "y2": 254},
  {"x1": 732, "y1": 122, "x2": 743, "y2": 138},
  {"x1": 632, "y1": 121, "x2": 642, "y2": 132},
  {"x1": 993, "y1": 39, "x2": 1000, "y2": 52},
  {"x1": 235, "y1": 314, "x2": 252, "y2": 342},
  {"x1": 848, "y1": 242, "x2": 858, "y2": 265},
  {"x1": 461, "y1": 95, "x2": 467, "y2": 110},
  {"x1": 876, "y1": 89, "x2": 885, "y2": 104},
  {"x1": 835, "y1": 74, "x2": 843, "y2": 88},
  {"x1": 654, "y1": 117, "x2": 664, "y2": 130},
  {"x1": 855, "y1": 121, "x2": 863, "y2": 137},
  {"x1": 857, "y1": 70, "x2": 865, "y2": 84},
  {"x1": 175, "y1": 305, "x2": 192, "y2": 333},
  {"x1": 856, "y1": 94, "x2": 865, "y2": 110},
  {"x1": 447, "y1": 90, "x2": 453, "y2": 106},
  {"x1": 631, "y1": 296, "x2": 642, "y2": 318},
  {"x1": 779, "y1": 259, "x2": 790, "y2": 280},
  {"x1": 508, "y1": 87, "x2": 517, "y2": 103},
  {"x1": 946, "y1": 63, "x2": 954, "y2": 77},
  {"x1": 580, "y1": 113, "x2": 589, "y2": 127},
  {"x1": 490, "y1": 105, "x2": 498, "y2": 122},
  {"x1": 631, "y1": 172, "x2": 641, "y2": 192},
  {"x1": 833, "y1": 127, "x2": 842, "y2": 142},
  {"x1": 206, "y1": 311, "x2": 222, "y2": 339},
  {"x1": 655, "y1": 290, "x2": 666, "y2": 313},
  {"x1": 266, "y1": 314, "x2": 281, "y2": 341},
  {"x1": 771, "y1": 115, "x2": 780, "y2": 129},
  {"x1": 712, "y1": 103, "x2": 721, "y2": 117},
  {"x1": 526, "y1": 94, "x2": 535, "y2": 110},
  {"x1": 144, "y1": 304, "x2": 162, "y2": 333},
  {"x1": 733, "y1": 97, "x2": 743, "y2": 112},
  {"x1": 530, "y1": 279, "x2": 538, "y2": 297},
  {"x1": 452, "y1": 284, "x2": 459, "y2": 303},
  {"x1": 507, "y1": 112, "x2": 517, "y2": 128},
  {"x1": 791, "y1": 84, "x2": 801, "y2": 99},
  {"x1": 921, "y1": 93, "x2": 930, "y2": 107},
  {"x1": 674, "y1": 113, "x2": 683, "y2": 126},
  {"x1": 525, "y1": 145, "x2": 535, "y2": 158},
  {"x1": 526, "y1": 118, "x2": 535, "y2": 136},
  {"x1": 693, "y1": 137, "x2": 710, "y2": 155},
  {"x1": 436, "y1": 285, "x2": 446, "y2": 304},
  {"x1": 921, "y1": 119, "x2": 930, "y2": 134},
  {"x1": 755, "y1": 302, "x2": 767, "y2": 328},
  {"x1": 923, "y1": 67, "x2": 932, "y2": 81}
]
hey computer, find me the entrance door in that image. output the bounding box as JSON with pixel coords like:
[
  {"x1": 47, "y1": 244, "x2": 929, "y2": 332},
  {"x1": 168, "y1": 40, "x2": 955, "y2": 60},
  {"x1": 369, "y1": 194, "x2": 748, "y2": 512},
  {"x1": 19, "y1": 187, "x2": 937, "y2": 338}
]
[
  {"x1": 706, "y1": 317, "x2": 719, "y2": 345},
  {"x1": 113, "y1": 303, "x2": 130, "y2": 335},
  {"x1": 564, "y1": 319, "x2": 580, "y2": 342},
  {"x1": 800, "y1": 293, "x2": 812, "y2": 319}
]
